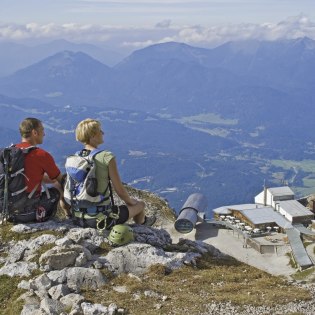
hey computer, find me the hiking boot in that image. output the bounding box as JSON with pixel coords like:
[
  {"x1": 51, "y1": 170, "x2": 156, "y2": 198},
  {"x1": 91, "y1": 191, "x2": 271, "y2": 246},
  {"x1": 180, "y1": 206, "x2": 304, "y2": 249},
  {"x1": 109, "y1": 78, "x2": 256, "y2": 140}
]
[{"x1": 142, "y1": 215, "x2": 156, "y2": 227}]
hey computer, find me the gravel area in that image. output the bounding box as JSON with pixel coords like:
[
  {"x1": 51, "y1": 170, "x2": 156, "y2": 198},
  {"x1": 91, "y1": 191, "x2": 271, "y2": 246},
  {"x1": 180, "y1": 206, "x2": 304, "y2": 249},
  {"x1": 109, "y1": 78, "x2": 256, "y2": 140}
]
[{"x1": 200, "y1": 283, "x2": 315, "y2": 315}]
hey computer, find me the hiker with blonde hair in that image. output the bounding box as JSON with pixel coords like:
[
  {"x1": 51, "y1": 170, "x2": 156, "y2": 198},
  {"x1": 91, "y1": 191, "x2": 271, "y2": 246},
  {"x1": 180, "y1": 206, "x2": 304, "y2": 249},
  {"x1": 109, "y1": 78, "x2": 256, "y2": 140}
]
[{"x1": 67, "y1": 118, "x2": 156, "y2": 227}]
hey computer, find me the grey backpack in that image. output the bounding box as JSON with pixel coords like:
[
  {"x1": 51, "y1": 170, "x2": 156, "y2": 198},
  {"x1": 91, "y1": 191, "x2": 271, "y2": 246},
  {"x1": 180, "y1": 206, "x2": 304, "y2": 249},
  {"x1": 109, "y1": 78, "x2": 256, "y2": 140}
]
[{"x1": 64, "y1": 149, "x2": 109, "y2": 208}]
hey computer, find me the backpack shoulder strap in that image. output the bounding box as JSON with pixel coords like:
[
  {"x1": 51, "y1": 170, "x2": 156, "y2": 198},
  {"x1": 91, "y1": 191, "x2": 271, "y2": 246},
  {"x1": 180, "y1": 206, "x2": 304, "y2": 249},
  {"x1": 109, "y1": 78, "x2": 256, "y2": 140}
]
[
  {"x1": 108, "y1": 179, "x2": 115, "y2": 206},
  {"x1": 23, "y1": 145, "x2": 37, "y2": 153},
  {"x1": 75, "y1": 148, "x2": 103, "y2": 159},
  {"x1": 89, "y1": 149, "x2": 103, "y2": 159},
  {"x1": 11, "y1": 144, "x2": 38, "y2": 154}
]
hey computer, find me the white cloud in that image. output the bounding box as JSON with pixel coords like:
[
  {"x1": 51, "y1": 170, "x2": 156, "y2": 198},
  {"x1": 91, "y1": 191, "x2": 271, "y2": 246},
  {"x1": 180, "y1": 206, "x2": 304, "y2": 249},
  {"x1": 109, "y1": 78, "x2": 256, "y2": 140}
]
[
  {"x1": 120, "y1": 15, "x2": 315, "y2": 49},
  {"x1": 175, "y1": 14, "x2": 315, "y2": 45},
  {"x1": 122, "y1": 36, "x2": 174, "y2": 48},
  {"x1": 0, "y1": 15, "x2": 315, "y2": 51}
]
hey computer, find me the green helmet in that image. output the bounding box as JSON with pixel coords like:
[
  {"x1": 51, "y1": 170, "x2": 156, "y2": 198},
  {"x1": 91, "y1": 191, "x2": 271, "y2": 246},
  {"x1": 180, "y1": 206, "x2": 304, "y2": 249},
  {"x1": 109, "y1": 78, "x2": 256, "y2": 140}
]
[{"x1": 108, "y1": 224, "x2": 134, "y2": 246}]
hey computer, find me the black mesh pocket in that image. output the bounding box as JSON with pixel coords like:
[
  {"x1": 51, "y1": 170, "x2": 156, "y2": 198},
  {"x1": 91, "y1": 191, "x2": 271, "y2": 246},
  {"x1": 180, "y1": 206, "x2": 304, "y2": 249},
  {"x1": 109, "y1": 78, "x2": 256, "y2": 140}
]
[{"x1": 86, "y1": 177, "x2": 99, "y2": 197}]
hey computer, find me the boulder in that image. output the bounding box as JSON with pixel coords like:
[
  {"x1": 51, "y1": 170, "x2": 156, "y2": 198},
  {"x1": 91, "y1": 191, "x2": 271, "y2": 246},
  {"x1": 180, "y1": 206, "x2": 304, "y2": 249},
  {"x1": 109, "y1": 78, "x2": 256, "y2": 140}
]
[
  {"x1": 39, "y1": 245, "x2": 92, "y2": 270},
  {"x1": 55, "y1": 237, "x2": 74, "y2": 247},
  {"x1": 103, "y1": 243, "x2": 201, "y2": 275},
  {"x1": 30, "y1": 273, "x2": 53, "y2": 292},
  {"x1": 40, "y1": 297, "x2": 67, "y2": 315},
  {"x1": 81, "y1": 302, "x2": 108, "y2": 315},
  {"x1": 6, "y1": 234, "x2": 57, "y2": 263},
  {"x1": 45, "y1": 267, "x2": 107, "y2": 292},
  {"x1": 48, "y1": 284, "x2": 71, "y2": 300},
  {"x1": 66, "y1": 227, "x2": 107, "y2": 253},
  {"x1": 66, "y1": 267, "x2": 108, "y2": 292},
  {"x1": 178, "y1": 239, "x2": 225, "y2": 257},
  {"x1": 0, "y1": 261, "x2": 38, "y2": 277},
  {"x1": 20, "y1": 304, "x2": 42, "y2": 315},
  {"x1": 18, "y1": 280, "x2": 31, "y2": 290},
  {"x1": 132, "y1": 225, "x2": 172, "y2": 247},
  {"x1": 60, "y1": 293, "x2": 85, "y2": 309},
  {"x1": 46, "y1": 269, "x2": 67, "y2": 284},
  {"x1": 7, "y1": 242, "x2": 27, "y2": 263},
  {"x1": 11, "y1": 221, "x2": 70, "y2": 234}
]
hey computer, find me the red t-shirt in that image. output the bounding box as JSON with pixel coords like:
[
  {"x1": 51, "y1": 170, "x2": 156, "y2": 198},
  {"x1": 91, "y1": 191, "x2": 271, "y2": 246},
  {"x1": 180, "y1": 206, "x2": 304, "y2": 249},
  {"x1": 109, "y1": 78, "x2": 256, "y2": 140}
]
[{"x1": 15, "y1": 142, "x2": 60, "y2": 195}]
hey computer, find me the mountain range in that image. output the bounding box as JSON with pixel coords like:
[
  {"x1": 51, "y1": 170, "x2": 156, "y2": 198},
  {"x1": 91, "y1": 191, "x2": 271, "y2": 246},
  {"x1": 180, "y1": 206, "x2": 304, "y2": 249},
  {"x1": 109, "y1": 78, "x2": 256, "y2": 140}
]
[
  {"x1": 0, "y1": 39, "x2": 124, "y2": 77},
  {"x1": 0, "y1": 37, "x2": 315, "y2": 213}
]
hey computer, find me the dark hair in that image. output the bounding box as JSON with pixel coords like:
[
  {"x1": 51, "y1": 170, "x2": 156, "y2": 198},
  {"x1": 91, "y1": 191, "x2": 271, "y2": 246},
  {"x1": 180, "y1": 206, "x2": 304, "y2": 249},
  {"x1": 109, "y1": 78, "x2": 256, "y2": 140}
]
[{"x1": 19, "y1": 117, "x2": 42, "y2": 138}]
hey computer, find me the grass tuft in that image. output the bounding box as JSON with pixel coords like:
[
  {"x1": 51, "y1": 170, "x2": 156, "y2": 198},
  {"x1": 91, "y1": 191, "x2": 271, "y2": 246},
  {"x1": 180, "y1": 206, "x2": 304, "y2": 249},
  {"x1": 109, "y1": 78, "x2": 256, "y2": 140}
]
[
  {"x1": 292, "y1": 267, "x2": 315, "y2": 281},
  {"x1": 0, "y1": 222, "x2": 64, "y2": 243},
  {"x1": 0, "y1": 275, "x2": 25, "y2": 315},
  {"x1": 94, "y1": 242, "x2": 112, "y2": 256}
]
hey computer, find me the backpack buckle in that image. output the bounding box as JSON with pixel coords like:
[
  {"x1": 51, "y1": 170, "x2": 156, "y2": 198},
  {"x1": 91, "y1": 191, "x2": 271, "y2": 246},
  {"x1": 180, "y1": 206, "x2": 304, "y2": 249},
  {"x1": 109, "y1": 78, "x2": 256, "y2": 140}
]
[
  {"x1": 36, "y1": 206, "x2": 46, "y2": 222},
  {"x1": 109, "y1": 212, "x2": 120, "y2": 220}
]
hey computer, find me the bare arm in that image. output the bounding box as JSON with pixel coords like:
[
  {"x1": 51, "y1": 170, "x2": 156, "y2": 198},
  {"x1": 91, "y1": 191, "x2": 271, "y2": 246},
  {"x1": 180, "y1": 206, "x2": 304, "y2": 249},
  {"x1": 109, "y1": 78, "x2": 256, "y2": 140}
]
[
  {"x1": 108, "y1": 158, "x2": 138, "y2": 206},
  {"x1": 42, "y1": 173, "x2": 63, "y2": 194},
  {"x1": 43, "y1": 172, "x2": 71, "y2": 216},
  {"x1": 42, "y1": 173, "x2": 63, "y2": 184}
]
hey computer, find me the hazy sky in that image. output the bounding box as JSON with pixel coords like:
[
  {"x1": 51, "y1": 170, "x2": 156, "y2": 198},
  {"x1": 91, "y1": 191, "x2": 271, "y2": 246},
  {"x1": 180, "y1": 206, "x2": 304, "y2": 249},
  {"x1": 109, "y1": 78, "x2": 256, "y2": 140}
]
[{"x1": 1, "y1": 0, "x2": 315, "y2": 52}]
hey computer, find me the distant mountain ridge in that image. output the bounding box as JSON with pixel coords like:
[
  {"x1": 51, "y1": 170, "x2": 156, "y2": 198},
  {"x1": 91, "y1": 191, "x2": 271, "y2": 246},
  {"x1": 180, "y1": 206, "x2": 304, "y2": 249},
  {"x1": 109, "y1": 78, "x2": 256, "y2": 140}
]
[
  {"x1": 0, "y1": 51, "x2": 113, "y2": 106},
  {"x1": 208, "y1": 37, "x2": 315, "y2": 93},
  {"x1": 115, "y1": 42, "x2": 210, "y2": 69},
  {"x1": 1, "y1": 37, "x2": 314, "y2": 98},
  {"x1": 0, "y1": 38, "x2": 313, "y2": 120},
  {"x1": 0, "y1": 39, "x2": 124, "y2": 77}
]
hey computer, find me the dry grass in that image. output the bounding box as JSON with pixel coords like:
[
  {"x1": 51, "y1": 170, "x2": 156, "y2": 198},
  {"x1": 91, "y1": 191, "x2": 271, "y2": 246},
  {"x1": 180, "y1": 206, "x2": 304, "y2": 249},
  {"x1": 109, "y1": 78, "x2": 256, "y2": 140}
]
[
  {"x1": 286, "y1": 252, "x2": 298, "y2": 269},
  {"x1": 84, "y1": 254, "x2": 312, "y2": 315},
  {"x1": 0, "y1": 222, "x2": 64, "y2": 243},
  {"x1": 94, "y1": 241, "x2": 112, "y2": 256},
  {"x1": 0, "y1": 275, "x2": 25, "y2": 315},
  {"x1": 124, "y1": 185, "x2": 177, "y2": 223},
  {"x1": 292, "y1": 267, "x2": 315, "y2": 281}
]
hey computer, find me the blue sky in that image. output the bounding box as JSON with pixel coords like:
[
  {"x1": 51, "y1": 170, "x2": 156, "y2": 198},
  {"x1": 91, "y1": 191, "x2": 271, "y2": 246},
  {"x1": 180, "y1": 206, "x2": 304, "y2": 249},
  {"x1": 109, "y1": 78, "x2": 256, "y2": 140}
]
[
  {"x1": 1, "y1": 0, "x2": 314, "y2": 25},
  {"x1": 1, "y1": 0, "x2": 315, "y2": 52}
]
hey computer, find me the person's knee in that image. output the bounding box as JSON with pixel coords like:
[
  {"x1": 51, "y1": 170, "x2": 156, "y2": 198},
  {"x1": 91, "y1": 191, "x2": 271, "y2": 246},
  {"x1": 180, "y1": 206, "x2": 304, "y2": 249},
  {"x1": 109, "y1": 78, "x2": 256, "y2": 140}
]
[
  {"x1": 137, "y1": 200, "x2": 145, "y2": 211},
  {"x1": 134, "y1": 200, "x2": 145, "y2": 215},
  {"x1": 128, "y1": 201, "x2": 145, "y2": 218}
]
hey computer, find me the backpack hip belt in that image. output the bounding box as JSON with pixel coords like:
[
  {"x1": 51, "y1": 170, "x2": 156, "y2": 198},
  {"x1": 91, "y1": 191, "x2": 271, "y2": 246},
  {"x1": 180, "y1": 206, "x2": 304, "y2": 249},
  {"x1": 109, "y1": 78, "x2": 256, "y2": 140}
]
[
  {"x1": 73, "y1": 205, "x2": 120, "y2": 231},
  {"x1": 78, "y1": 204, "x2": 112, "y2": 213}
]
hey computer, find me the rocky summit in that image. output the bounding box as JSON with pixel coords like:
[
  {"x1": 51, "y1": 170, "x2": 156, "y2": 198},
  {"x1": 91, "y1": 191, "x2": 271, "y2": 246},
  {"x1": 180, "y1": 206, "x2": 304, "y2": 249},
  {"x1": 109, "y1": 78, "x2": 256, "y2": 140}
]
[{"x1": 0, "y1": 187, "x2": 315, "y2": 315}]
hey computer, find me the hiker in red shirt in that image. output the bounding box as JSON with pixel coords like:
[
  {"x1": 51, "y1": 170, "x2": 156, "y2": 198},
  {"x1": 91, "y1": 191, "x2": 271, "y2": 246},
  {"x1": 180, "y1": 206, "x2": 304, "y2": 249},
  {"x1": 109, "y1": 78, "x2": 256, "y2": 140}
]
[{"x1": 15, "y1": 117, "x2": 69, "y2": 221}]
